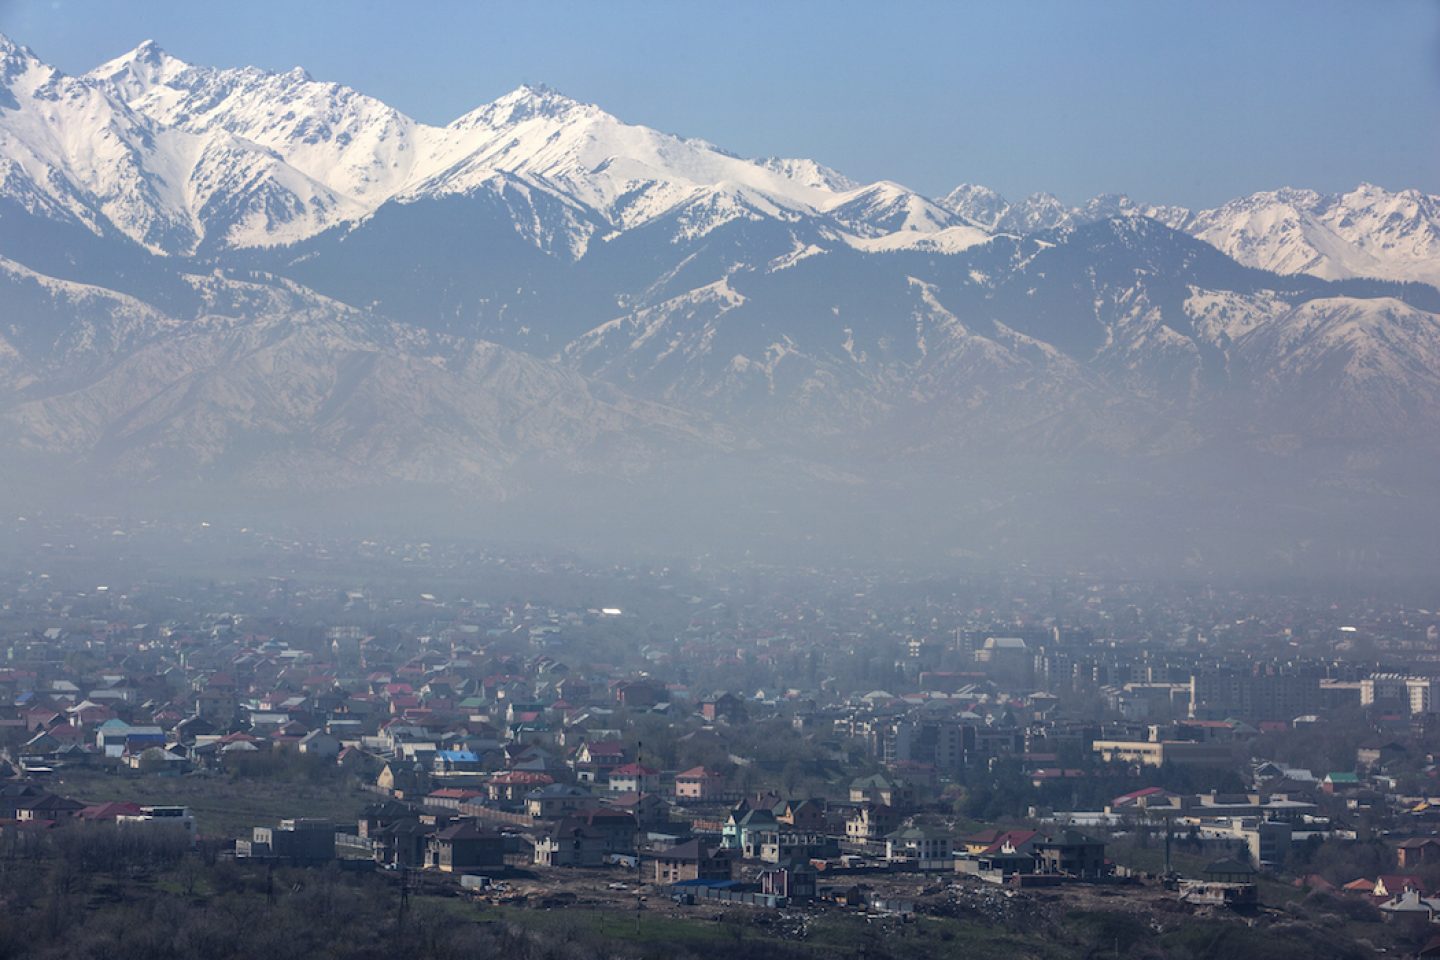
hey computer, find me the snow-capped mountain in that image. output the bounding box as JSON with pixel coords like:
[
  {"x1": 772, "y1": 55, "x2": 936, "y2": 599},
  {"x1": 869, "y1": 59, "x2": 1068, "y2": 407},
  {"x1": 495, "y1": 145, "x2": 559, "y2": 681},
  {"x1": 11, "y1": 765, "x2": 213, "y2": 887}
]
[
  {"x1": 1183, "y1": 184, "x2": 1440, "y2": 289},
  {"x1": 0, "y1": 35, "x2": 363, "y2": 255},
  {"x1": 940, "y1": 181, "x2": 1440, "y2": 288},
  {"x1": 2, "y1": 31, "x2": 1440, "y2": 574},
  {"x1": 755, "y1": 157, "x2": 859, "y2": 192},
  {"x1": 84, "y1": 43, "x2": 908, "y2": 252},
  {"x1": 10, "y1": 33, "x2": 1429, "y2": 290},
  {"x1": 88, "y1": 39, "x2": 426, "y2": 208}
]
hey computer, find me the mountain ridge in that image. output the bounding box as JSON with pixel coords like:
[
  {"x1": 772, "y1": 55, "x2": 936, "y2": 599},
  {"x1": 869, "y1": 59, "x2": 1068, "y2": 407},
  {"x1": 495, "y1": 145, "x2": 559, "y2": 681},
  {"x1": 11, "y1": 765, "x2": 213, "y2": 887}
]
[{"x1": 1, "y1": 33, "x2": 1438, "y2": 577}]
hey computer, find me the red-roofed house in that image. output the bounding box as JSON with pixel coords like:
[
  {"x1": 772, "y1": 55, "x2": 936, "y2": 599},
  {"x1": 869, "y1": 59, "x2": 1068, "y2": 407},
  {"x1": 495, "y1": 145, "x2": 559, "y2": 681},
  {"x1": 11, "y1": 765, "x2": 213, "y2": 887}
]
[
  {"x1": 78, "y1": 801, "x2": 145, "y2": 821},
  {"x1": 573, "y1": 740, "x2": 627, "y2": 784},
  {"x1": 606, "y1": 763, "x2": 659, "y2": 794},
  {"x1": 486, "y1": 770, "x2": 554, "y2": 804},
  {"x1": 675, "y1": 766, "x2": 728, "y2": 802}
]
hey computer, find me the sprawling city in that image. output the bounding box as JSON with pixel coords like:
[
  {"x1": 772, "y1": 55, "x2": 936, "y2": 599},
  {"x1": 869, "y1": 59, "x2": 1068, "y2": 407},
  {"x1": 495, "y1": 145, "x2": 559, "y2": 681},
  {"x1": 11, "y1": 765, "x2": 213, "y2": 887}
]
[{"x1": 0, "y1": 513, "x2": 1435, "y2": 958}]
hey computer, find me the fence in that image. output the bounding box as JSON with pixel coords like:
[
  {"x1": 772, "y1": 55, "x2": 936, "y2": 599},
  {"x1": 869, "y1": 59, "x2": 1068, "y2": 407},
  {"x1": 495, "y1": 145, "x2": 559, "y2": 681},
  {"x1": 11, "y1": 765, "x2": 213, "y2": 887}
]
[
  {"x1": 457, "y1": 802, "x2": 536, "y2": 828},
  {"x1": 669, "y1": 884, "x2": 785, "y2": 909},
  {"x1": 335, "y1": 833, "x2": 376, "y2": 860}
]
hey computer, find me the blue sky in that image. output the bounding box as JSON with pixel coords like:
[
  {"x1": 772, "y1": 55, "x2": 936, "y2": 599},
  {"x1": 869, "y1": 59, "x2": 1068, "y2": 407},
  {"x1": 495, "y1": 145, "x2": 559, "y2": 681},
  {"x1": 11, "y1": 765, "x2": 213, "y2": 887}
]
[{"x1": 2, "y1": 0, "x2": 1436, "y2": 208}]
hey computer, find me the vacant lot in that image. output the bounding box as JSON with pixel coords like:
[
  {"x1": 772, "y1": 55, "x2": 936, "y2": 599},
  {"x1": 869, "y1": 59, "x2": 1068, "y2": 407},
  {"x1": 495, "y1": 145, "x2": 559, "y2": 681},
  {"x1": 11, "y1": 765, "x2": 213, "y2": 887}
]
[{"x1": 55, "y1": 767, "x2": 371, "y2": 838}]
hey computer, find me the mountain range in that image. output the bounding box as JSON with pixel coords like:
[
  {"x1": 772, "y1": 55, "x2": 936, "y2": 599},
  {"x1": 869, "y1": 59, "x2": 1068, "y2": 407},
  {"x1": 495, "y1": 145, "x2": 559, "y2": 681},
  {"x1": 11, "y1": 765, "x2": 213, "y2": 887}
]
[{"x1": 2, "y1": 34, "x2": 1438, "y2": 575}]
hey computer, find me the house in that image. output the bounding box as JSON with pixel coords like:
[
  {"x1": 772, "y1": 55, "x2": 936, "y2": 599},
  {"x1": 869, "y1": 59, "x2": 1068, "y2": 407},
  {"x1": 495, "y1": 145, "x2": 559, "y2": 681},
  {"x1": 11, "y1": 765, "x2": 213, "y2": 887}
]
[
  {"x1": 845, "y1": 803, "x2": 898, "y2": 842},
  {"x1": 377, "y1": 761, "x2": 430, "y2": 799},
  {"x1": 757, "y1": 831, "x2": 838, "y2": 864},
  {"x1": 775, "y1": 798, "x2": 828, "y2": 833},
  {"x1": 425, "y1": 820, "x2": 505, "y2": 873},
  {"x1": 116, "y1": 805, "x2": 197, "y2": 838},
  {"x1": 724, "y1": 805, "x2": 777, "y2": 852},
  {"x1": 336, "y1": 746, "x2": 372, "y2": 772},
  {"x1": 885, "y1": 826, "x2": 953, "y2": 862},
  {"x1": 760, "y1": 860, "x2": 817, "y2": 901},
  {"x1": 849, "y1": 774, "x2": 914, "y2": 810},
  {"x1": 96, "y1": 719, "x2": 140, "y2": 757},
  {"x1": 1322, "y1": 772, "x2": 1361, "y2": 795},
  {"x1": 126, "y1": 746, "x2": 192, "y2": 775},
  {"x1": 170, "y1": 714, "x2": 216, "y2": 743},
  {"x1": 358, "y1": 800, "x2": 415, "y2": 840},
  {"x1": 956, "y1": 829, "x2": 1042, "y2": 881},
  {"x1": 22, "y1": 725, "x2": 87, "y2": 757},
  {"x1": 605, "y1": 763, "x2": 659, "y2": 794},
  {"x1": 238, "y1": 819, "x2": 336, "y2": 864},
  {"x1": 606, "y1": 792, "x2": 671, "y2": 830},
  {"x1": 652, "y1": 839, "x2": 731, "y2": 884},
  {"x1": 433, "y1": 749, "x2": 483, "y2": 775},
  {"x1": 1177, "y1": 877, "x2": 1259, "y2": 908},
  {"x1": 1378, "y1": 889, "x2": 1440, "y2": 922},
  {"x1": 486, "y1": 770, "x2": 554, "y2": 804},
  {"x1": 674, "y1": 766, "x2": 728, "y2": 802},
  {"x1": 699, "y1": 692, "x2": 746, "y2": 724},
  {"x1": 613, "y1": 680, "x2": 665, "y2": 710},
  {"x1": 563, "y1": 807, "x2": 637, "y2": 853},
  {"x1": 1034, "y1": 830, "x2": 1107, "y2": 879},
  {"x1": 525, "y1": 783, "x2": 593, "y2": 819},
  {"x1": 297, "y1": 730, "x2": 341, "y2": 759},
  {"x1": 535, "y1": 819, "x2": 609, "y2": 867},
  {"x1": 961, "y1": 829, "x2": 1009, "y2": 856},
  {"x1": 372, "y1": 817, "x2": 433, "y2": 869},
  {"x1": 961, "y1": 847, "x2": 1038, "y2": 881},
  {"x1": 572, "y1": 740, "x2": 627, "y2": 784},
  {"x1": 15, "y1": 793, "x2": 84, "y2": 822},
  {"x1": 78, "y1": 801, "x2": 145, "y2": 822}
]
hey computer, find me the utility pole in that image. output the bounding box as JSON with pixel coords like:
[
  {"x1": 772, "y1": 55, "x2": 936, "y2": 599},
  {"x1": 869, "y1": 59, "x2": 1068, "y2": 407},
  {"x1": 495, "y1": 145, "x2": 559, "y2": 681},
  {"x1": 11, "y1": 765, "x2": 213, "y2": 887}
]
[
  {"x1": 636, "y1": 738, "x2": 644, "y2": 935},
  {"x1": 1164, "y1": 817, "x2": 1171, "y2": 876},
  {"x1": 397, "y1": 865, "x2": 410, "y2": 932}
]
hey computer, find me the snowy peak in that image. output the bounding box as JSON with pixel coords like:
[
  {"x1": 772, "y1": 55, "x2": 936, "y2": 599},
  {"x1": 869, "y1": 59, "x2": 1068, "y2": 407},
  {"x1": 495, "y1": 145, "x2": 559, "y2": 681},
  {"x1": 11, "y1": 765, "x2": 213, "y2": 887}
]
[
  {"x1": 0, "y1": 31, "x2": 34, "y2": 65},
  {"x1": 943, "y1": 180, "x2": 1440, "y2": 288},
  {"x1": 940, "y1": 186, "x2": 1193, "y2": 236},
  {"x1": 61, "y1": 41, "x2": 978, "y2": 251},
  {"x1": 0, "y1": 32, "x2": 54, "y2": 90},
  {"x1": 0, "y1": 44, "x2": 206, "y2": 250},
  {"x1": 1187, "y1": 183, "x2": 1440, "y2": 288},
  {"x1": 90, "y1": 48, "x2": 427, "y2": 208},
  {"x1": 823, "y1": 180, "x2": 961, "y2": 236},
  {"x1": 756, "y1": 157, "x2": 859, "y2": 192},
  {"x1": 939, "y1": 187, "x2": 1075, "y2": 234},
  {"x1": 449, "y1": 83, "x2": 596, "y2": 129},
  {"x1": 87, "y1": 39, "x2": 190, "y2": 102},
  {"x1": 942, "y1": 184, "x2": 1010, "y2": 231},
  {"x1": 419, "y1": 82, "x2": 847, "y2": 235}
]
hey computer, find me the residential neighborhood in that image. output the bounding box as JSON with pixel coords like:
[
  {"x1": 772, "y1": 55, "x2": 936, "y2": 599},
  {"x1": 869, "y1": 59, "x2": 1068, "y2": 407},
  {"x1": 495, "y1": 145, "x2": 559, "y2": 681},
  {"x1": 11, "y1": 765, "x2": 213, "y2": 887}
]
[{"x1": 2, "y1": 520, "x2": 1440, "y2": 956}]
